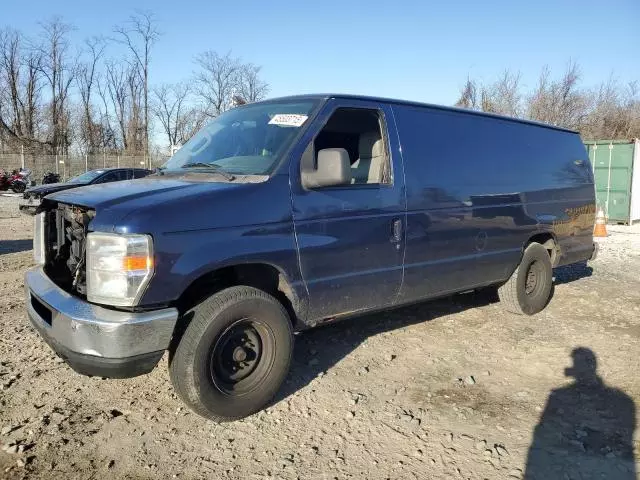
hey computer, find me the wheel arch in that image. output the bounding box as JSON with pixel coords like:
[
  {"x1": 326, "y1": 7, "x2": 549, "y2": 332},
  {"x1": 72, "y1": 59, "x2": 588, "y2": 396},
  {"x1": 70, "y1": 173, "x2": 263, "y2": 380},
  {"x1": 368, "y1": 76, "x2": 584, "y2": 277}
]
[
  {"x1": 174, "y1": 262, "x2": 303, "y2": 329},
  {"x1": 525, "y1": 232, "x2": 559, "y2": 267}
]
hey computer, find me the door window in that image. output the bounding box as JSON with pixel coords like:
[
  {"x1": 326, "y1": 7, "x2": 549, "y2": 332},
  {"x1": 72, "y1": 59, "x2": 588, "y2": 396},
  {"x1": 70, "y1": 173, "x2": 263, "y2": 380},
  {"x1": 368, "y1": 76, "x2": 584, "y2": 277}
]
[
  {"x1": 95, "y1": 171, "x2": 117, "y2": 183},
  {"x1": 309, "y1": 108, "x2": 391, "y2": 186},
  {"x1": 96, "y1": 170, "x2": 127, "y2": 183}
]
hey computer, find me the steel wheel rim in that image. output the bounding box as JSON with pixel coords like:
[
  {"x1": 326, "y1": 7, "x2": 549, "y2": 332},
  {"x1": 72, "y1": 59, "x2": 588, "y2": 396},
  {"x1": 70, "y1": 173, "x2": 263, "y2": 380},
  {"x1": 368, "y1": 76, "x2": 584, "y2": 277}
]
[
  {"x1": 525, "y1": 260, "x2": 543, "y2": 296},
  {"x1": 209, "y1": 318, "x2": 276, "y2": 396}
]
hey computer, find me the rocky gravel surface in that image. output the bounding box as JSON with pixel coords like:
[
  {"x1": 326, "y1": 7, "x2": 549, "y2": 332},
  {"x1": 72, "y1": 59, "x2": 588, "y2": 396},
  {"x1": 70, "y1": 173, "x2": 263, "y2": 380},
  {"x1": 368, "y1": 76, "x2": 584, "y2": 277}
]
[{"x1": 0, "y1": 194, "x2": 639, "y2": 479}]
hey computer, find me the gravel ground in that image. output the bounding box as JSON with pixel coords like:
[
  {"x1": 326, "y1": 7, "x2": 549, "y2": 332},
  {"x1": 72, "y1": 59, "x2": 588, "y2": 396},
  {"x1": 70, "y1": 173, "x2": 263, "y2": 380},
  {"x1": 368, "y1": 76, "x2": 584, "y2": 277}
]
[{"x1": 0, "y1": 194, "x2": 639, "y2": 480}]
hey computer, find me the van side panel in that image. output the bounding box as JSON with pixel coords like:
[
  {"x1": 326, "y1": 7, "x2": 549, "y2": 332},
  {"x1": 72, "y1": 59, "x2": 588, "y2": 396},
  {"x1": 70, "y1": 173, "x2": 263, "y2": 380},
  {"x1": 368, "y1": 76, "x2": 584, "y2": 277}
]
[{"x1": 392, "y1": 105, "x2": 595, "y2": 304}]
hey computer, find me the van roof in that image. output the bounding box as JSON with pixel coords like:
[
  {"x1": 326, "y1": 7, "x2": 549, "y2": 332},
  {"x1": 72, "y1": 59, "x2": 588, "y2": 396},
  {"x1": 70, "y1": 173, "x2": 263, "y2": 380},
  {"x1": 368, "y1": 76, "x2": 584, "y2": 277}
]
[{"x1": 259, "y1": 94, "x2": 578, "y2": 134}]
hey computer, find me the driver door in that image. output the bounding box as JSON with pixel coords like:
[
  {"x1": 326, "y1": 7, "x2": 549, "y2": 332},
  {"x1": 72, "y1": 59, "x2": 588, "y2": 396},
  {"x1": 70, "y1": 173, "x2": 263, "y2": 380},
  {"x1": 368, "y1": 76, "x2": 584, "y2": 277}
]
[{"x1": 289, "y1": 99, "x2": 406, "y2": 322}]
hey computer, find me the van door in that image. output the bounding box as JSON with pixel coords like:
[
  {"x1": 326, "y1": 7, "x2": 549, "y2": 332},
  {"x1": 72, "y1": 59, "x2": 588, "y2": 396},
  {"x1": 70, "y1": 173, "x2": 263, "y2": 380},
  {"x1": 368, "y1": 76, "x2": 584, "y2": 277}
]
[{"x1": 290, "y1": 99, "x2": 406, "y2": 322}]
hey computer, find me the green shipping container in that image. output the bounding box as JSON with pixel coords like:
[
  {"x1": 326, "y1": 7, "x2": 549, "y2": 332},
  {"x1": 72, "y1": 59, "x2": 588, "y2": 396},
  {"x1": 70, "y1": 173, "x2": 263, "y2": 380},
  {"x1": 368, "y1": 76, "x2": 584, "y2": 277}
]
[{"x1": 584, "y1": 139, "x2": 640, "y2": 224}]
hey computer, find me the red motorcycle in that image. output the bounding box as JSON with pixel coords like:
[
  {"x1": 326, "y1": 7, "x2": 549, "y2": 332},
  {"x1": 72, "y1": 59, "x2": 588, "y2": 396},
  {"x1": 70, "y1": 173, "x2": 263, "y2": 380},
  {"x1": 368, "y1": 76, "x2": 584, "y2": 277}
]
[{"x1": 0, "y1": 169, "x2": 29, "y2": 193}]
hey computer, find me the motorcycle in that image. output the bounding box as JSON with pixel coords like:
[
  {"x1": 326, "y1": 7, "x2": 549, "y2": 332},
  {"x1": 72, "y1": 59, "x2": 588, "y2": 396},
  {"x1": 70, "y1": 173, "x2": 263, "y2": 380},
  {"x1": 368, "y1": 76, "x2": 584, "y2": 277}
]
[
  {"x1": 0, "y1": 169, "x2": 31, "y2": 193},
  {"x1": 42, "y1": 172, "x2": 61, "y2": 184},
  {"x1": 12, "y1": 168, "x2": 32, "y2": 193}
]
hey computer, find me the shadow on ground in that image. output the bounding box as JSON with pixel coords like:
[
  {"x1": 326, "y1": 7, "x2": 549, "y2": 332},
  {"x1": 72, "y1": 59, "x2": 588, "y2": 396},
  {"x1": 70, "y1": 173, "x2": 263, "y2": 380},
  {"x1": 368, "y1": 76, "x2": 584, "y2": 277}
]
[
  {"x1": 0, "y1": 239, "x2": 32, "y2": 255},
  {"x1": 277, "y1": 261, "x2": 595, "y2": 404},
  {"x1": 277, "y1": 288, "x2": 500, "y2": 402},
  {"x1": 525, "y1": 348, "x2": 636, "y2": 479},
  {"x1": 553, "y1": 262, "x2": 593, "y2": 285}
]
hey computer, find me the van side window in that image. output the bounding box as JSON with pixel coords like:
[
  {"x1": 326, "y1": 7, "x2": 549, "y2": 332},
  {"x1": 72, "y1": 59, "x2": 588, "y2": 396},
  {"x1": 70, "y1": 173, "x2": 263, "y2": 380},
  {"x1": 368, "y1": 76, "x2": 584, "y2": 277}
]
[{"x1": 313, "y1": 108, "x2": 391, "y2": 185}]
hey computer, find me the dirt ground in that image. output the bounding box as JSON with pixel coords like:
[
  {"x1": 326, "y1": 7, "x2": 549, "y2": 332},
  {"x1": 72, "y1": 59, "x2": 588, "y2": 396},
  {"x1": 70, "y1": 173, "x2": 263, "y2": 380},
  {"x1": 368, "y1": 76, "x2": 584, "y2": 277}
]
[{"x1": 0, "y1": 194, "x2": 639, "y2": 480}]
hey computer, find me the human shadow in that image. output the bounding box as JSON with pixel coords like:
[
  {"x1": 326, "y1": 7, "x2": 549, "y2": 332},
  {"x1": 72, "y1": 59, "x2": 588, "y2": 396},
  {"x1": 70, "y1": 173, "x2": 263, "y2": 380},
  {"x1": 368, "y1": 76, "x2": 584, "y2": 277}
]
[
  {"x1": 276, "y1": 288, "x2": 499, "y2": 402},
  {"x1": 0, "y1": 239, "x2": 32, "y2": 255},
  {"x1": 553, "y1": 262, "x2": 593, "y2": 286},
  {"x1": 524, "y1": 348, "x2": 636, "y2": 479}
]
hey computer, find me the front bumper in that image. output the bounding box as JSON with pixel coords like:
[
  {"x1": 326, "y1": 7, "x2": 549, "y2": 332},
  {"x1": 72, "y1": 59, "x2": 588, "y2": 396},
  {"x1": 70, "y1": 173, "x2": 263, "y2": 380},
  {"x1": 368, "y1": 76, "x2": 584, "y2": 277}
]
[
  {"x1": 25, "y1": 266, "x2": 179, "y2": 378},
  {"x1": 19, "y1": 197, "x2": 40, "y2": 215}
]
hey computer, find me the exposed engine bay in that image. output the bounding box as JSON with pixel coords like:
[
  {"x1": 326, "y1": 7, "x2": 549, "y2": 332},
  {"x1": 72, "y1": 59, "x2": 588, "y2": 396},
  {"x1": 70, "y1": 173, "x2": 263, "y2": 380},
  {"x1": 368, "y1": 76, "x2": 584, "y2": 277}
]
[{"x1": 42, "y1": 203, "x2": 95, "y2": 296}]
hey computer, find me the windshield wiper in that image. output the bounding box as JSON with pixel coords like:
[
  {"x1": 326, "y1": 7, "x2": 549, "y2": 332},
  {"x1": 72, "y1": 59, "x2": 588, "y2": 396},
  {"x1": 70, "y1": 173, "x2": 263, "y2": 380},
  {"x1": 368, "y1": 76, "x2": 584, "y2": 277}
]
[{"x1": 180, "y1": 162, "x2": 235, "y2": 181}]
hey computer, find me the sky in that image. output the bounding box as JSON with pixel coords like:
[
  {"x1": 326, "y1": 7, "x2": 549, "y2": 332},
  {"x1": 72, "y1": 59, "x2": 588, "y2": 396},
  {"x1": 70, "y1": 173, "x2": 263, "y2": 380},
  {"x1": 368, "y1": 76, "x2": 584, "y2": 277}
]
[{"x1": 2, "y1": 0, "x2": 639, "y2": 106}]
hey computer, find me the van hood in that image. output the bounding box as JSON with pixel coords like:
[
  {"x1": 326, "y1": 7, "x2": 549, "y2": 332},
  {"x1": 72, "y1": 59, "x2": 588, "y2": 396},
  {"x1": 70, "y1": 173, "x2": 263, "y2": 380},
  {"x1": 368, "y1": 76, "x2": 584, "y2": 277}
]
[
  {"x1": 26, "y1": 182, "x2": 89, "y2": 198},
  {"x1": 47, "y1": 176, "x2": 236, "y2": 210},
  {"x1": 45, "y1": 174, "x2": 290, "y2": 234}
]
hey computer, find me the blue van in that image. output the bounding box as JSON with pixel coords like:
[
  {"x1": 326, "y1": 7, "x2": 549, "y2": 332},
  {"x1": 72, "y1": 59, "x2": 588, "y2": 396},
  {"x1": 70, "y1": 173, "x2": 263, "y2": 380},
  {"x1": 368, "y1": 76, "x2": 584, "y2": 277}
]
[{"x1": 25, "y1": 94, "x2": 597, "y2": 421}]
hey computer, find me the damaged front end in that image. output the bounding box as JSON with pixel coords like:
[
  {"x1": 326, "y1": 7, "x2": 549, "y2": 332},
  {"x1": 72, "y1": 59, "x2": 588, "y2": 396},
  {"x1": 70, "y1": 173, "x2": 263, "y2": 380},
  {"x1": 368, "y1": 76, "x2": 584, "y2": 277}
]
[
  {"x1": 26, "y1": 200, "x2": 178, "y2": 379},
  {"x1": 41, "y1": 202, "x2": 95, "y2": 297}
]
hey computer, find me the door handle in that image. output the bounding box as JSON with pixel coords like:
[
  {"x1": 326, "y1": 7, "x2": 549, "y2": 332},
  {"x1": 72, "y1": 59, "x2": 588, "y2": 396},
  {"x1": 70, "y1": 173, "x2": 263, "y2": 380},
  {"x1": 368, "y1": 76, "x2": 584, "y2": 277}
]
[{"x1": 391, "y1": 218, "x2": 403, "y2": 243}]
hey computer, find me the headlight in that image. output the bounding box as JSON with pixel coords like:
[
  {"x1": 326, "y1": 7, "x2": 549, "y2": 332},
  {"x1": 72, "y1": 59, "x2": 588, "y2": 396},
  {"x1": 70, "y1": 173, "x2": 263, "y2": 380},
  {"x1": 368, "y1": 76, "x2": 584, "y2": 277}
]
[
  {"x1": 33, "y1": 212, "x2": 45, "y2": 265},
  {"x1": 86, "y1": 232, "x2": 154, "y2": 307}
]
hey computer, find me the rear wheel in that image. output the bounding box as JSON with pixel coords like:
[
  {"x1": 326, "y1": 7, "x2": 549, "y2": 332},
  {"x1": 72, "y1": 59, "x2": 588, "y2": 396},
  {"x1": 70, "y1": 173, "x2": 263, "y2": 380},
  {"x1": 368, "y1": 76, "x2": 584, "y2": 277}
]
[
  {"x1": 169, "y1": 286, "x2": 293, "y2": 421},
  {"x1": 12, "y1": 182, "x2": 25, "y2": 193},
  {"x1": 498, "y1": 242, "x2": 553, "y2": 315}
]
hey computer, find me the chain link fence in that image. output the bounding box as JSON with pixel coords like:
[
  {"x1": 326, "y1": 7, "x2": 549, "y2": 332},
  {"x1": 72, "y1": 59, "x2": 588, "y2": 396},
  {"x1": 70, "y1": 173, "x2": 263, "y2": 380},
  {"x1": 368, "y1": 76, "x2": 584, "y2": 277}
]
[{"x1": 0, "y1": 152, "x2": 170, "y2": 185}]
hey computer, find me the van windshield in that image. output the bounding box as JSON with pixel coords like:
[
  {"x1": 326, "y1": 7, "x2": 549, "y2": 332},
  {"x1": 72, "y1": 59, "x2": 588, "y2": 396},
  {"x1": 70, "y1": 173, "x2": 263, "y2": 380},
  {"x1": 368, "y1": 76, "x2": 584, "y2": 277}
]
[{"x1": 163, "y1": 100, "x2": 318, "y2": 176}]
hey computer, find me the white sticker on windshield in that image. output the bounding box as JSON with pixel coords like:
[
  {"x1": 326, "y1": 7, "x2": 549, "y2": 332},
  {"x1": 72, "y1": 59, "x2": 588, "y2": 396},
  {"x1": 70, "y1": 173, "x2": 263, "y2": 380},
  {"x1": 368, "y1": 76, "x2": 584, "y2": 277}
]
[{"x1": 268, "y1": 114, "x2": 308, "y2": 127}]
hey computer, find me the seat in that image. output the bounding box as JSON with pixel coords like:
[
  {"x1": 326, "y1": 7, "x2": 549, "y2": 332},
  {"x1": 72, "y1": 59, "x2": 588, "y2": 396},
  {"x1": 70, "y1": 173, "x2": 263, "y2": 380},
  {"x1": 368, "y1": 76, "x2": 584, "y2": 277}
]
[{"x1": 351, "y1": 132, "x2": 384, "y2": 184}]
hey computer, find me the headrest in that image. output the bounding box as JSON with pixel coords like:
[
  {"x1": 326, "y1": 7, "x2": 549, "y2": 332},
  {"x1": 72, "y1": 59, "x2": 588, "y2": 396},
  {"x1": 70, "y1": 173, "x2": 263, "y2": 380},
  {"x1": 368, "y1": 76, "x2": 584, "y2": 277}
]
[{"x1": 358, "y1": 132, "x2": 384, "y2": 159}]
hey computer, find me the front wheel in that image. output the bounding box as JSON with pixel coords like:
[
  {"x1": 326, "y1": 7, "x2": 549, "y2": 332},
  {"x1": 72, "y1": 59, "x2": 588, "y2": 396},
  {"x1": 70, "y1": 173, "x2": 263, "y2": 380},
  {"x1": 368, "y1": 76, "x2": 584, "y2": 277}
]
[
  {"x1": 498, "y1": 242, "x2": 553, "y2": 315},
  {"x1": 169, "y1": 286, "x2": 293, "y2": 421},
  {"x1": 11, "y1": 182, "x2": 26, "y2": 193}
]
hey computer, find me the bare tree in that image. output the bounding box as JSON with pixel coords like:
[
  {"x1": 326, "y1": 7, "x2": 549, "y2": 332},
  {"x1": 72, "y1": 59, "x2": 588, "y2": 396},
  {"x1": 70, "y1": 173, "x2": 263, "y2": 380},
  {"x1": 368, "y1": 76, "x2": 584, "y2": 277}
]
[
  {"x1": 486, "y1": 70, "x2": 522, "y2": 117},
  {"x1": 584, "y1": 78, "x2": 640, "y2": 139},
  {"x1": 98, "y1": 57, "x2": 144, "y2": 154},
  {"x1": 21, "y1": 49, "x2": 43, "y2": 140},
  {"x1": 76, "y1": 36, "x2": 106, "y2": 153},
  {"x1": 0, "y1": 29, "x2": 23, "y2": 138},
  {"x1": 620, "y1": 81, "x2": 640, "y2": 138},
  {"x1": 194, "y1": 51, "x2": 270, "y2": 119},
  {"x1": 126, "y1": 63, "x2": 144, "y2": 153},
  {"x1": 4, "y1": 19, "x2": 271, "y2": 155},
  {"x1": 96, "y1": 75, "x2": 118, "y2": 151},
  {"x1": 152, "y1": 81, "x2": 200, "y2": 147},
  {"x1": 37, "y1": 17, "x2": 77, "y2": 154},
  {"x1": 194, "y1": 51, "x2": 241, "y2": 118},
  {"x1": 238, "y1": 63, "x2": 269, "y2": 103},
  {"x1": 527, "y1": 62, "x2": 590, "y2": 130},
  {"x1": 0, "y1": 28, "x2": 45, "y2": 150},
  {"x1": 104, "y1": 59, "x2": 130, "y2": 151},
  {"x1": 480, "y1": 88, "x2": 496, "y2": 113},
  {"x1": 114, "y1": 11, "x2": 160, "y2": 159},
  {"x1": 457, "y1": 71, "x2": 522, "y2": 116},
  {"x1": 453, "y1": 62, "x2": 639, "y2": 138},
  {"x1": 181, "y1": 108, "x2": 208, "y2": 144},
  {"x1": 455, "y1": 77, "x2": 479, "y2": 110}
]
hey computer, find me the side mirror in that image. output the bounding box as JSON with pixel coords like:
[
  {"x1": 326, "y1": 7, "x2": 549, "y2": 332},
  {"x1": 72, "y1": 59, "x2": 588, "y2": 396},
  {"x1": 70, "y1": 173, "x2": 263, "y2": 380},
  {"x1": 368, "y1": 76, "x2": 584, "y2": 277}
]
[{"x1": 301, "y1": 148, "x2": 351, "y2": 189}]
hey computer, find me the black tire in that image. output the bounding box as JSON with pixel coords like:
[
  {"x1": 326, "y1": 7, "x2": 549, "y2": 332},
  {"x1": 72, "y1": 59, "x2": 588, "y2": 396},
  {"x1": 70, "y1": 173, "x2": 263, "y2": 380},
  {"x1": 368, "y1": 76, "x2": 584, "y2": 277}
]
[
  {"x1": 169, "y1": 286, "x2": 293, "y2": 422},
  {"x1": 12, "y1": 182, "x2": 25, "y2": 193},
  {"x1": 498, "y1": 242, "x2": 553, "y2": 315}
]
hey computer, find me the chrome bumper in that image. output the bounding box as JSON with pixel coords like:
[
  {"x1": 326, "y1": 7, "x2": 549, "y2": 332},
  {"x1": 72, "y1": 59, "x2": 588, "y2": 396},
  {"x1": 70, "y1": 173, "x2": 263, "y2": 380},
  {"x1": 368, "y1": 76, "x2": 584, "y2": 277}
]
[{"x1": 25, "y1": 267, "x2": 178, "y2": 376}]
